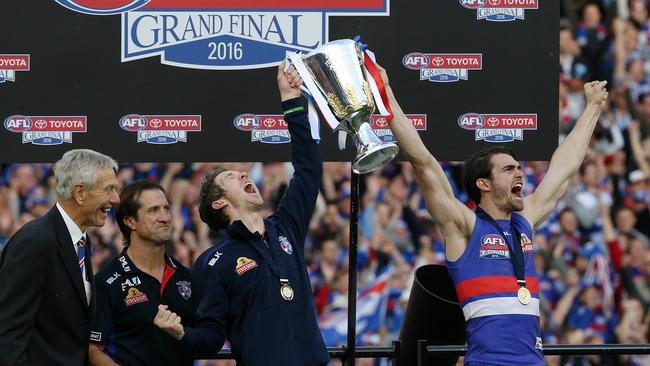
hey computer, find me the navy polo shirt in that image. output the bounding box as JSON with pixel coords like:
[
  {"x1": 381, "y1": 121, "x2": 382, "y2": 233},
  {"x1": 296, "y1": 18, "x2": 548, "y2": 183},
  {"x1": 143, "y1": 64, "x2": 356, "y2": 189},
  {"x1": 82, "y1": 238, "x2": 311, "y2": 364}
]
[{"x1": 90, "y1": 250, "x2": 196, "y2": 366}]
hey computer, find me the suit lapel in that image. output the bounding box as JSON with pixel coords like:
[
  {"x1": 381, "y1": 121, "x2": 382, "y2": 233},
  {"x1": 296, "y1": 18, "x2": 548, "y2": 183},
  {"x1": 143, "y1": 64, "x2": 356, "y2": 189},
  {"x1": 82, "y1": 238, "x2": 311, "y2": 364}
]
[{"x1": 50, "y1": 207, "x2": 89, "y2": 308}]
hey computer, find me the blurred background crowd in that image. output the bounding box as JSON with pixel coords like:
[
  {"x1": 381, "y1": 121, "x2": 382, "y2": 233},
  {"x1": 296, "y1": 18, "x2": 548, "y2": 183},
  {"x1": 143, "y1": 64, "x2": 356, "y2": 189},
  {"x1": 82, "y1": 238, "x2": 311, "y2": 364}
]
[{"x1": 2, "y1": 0, "x2": 650, "y2": 365}]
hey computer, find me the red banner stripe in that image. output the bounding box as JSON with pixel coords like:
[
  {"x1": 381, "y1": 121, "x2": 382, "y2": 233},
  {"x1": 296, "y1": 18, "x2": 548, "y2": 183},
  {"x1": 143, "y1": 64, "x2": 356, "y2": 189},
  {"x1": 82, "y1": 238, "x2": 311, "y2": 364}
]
[
  {"x1": 146, "y1": 0, "x2": 385, "y2": 9},
  {"x1": 363, "y1": 52, "x2": 393, "y2": 122}
]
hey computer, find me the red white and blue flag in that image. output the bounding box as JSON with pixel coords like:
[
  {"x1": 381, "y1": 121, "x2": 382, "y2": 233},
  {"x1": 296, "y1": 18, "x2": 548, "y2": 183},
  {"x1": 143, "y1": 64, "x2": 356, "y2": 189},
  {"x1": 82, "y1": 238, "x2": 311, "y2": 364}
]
[{"x1": 318, "y1": 271, "x2": 390, "y2": 346}]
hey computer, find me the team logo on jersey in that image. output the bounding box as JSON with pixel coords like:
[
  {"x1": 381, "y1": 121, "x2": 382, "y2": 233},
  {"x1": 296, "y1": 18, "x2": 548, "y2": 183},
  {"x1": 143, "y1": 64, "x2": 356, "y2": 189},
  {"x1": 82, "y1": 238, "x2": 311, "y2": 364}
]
[
  {"x1": 124, "y1": 287, "x2": 149, "y2": 306},
  {"x1": 403, "y1": 53, "x2": 482, "y2": 83},
  {"x1": 0, "y1": 54, "x2": 30, "y2": 83},
  {"x1": 458, "y1": 113, "x2": 537, "y2": 142},
  {"x1": 3, "y1": 115, "x2": 87, "y2": 145},
  {"x1": 121, "y1": 276, "x2": 142, "y2": 292},
  {"x1": 119, "y1": 114, "x2": 201, "y2": 144},
  {"x1": 279, "y1": 236, "x2": 293, "y2": 255},
  {"x1": 233, "y1": 114, "x2": 291, "y2": 144},
  {"x1": 55, "y1": 0, "x2": 390, "y2": 70},
  {"x1": 371, "y1": 114, "x2": 427, "y2": 142},
  {"x1": 480, "y1": 234, "x2": 510, "y2": 259},
  {"x1": 235, "y1": 257, "x2": 258, "y2": 276},
  {"x1": 176, "y1": 280, "x2": 192, "y2": 300},
  {"x1": 520, "y1": 233, "x2": 533, "y2": 252},
  {"x1": 459, "y1": 0, "x2": 538, "y2": 22}
]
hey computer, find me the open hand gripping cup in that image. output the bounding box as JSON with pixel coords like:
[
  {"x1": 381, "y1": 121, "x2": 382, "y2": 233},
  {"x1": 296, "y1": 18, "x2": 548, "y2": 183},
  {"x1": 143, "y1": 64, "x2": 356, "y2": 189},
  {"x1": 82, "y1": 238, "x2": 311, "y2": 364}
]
[{"x1": 287, "y1": 39, "x2": 399, "y2": 174}]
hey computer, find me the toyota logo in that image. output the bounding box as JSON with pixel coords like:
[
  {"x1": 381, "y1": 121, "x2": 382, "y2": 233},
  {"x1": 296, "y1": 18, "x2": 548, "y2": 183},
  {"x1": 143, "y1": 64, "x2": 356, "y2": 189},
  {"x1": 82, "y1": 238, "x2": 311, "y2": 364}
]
[
  {"x1": 486, "y1": 117, "x2": 499, "y2": 127},
  {"x1": 34, "y1": 120, "x2": 47, "y2": 129}
]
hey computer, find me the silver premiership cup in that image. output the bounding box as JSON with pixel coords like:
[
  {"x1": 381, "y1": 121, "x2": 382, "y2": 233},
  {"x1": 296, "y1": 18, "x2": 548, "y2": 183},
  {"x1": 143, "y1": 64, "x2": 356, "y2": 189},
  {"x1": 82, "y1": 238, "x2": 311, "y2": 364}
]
[{"x1": 301, "y1": 39, "x2": 399, "y2": 174}]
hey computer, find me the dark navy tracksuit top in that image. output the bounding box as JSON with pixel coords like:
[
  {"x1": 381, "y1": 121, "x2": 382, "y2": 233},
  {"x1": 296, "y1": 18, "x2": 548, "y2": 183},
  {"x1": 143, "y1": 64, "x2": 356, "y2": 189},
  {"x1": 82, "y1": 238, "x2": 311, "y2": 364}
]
[{"x1": 181, "y1": 98, "x2": 329, "y2": 366}]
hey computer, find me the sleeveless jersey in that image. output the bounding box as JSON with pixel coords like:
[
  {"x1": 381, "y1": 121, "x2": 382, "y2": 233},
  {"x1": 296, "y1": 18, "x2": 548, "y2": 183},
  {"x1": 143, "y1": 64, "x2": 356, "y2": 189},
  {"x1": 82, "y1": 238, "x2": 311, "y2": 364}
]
[{"x1": 446, "y1": 212, "x2": 544, "y2": 365}]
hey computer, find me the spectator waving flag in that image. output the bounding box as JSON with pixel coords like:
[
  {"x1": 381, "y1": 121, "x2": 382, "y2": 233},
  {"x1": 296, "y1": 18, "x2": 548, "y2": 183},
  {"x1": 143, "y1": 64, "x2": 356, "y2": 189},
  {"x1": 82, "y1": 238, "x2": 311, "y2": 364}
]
[
  {"x1": 318, "y1": 271, "x2": 390, "y2": 346},
  {"x1": 583, "y1": 243, "x2": 614, "y2": 308}
]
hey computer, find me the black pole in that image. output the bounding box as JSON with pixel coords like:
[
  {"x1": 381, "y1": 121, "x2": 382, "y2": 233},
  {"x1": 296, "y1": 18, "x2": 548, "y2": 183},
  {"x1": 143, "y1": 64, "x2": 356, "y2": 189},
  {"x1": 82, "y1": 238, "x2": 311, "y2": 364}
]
[
  {"x1": 345, "y1": 170, "x2": 360, "y2": 366},
  {"x1": 417, "y1": 340, "x2": 428, "y2": 366},
  {"x1": 392, "y1": 340, "x2": 402, "y2": 366}
]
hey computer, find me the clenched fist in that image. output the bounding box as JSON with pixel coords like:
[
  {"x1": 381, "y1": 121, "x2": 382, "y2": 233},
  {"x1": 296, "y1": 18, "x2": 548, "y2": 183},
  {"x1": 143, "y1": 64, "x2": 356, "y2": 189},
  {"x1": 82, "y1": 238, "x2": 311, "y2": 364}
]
[
  {"x1": 277, "y1": 61, "x2": 303, "y2": 101},
  {"x1": 584, "y1": 80, "x2": 608, "y2": 108},
  {"x1": 153, "y1": 304, "x2": 184, "y2": 340}
]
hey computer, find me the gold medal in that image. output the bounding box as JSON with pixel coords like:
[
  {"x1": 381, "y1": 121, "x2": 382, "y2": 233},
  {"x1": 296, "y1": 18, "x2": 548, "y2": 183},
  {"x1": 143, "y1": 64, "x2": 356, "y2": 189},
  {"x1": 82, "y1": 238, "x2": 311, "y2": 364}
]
[
  {"x1": 517, "y1": 287, "x2": 531, "y2": 305},
  {"x1": 280, "y1": 284, "x2": 294, "y2": 301}
]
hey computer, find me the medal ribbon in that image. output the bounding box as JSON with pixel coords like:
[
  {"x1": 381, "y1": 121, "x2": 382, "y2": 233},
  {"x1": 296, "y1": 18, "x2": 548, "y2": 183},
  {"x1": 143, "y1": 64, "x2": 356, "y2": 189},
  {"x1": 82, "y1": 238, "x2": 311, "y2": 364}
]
[
  {"x1": 475, "y1": 207, "x2": 526, "y2": 289},
  {"x1": 247, "y1": 225, "x2": 290, "y2": 284}
]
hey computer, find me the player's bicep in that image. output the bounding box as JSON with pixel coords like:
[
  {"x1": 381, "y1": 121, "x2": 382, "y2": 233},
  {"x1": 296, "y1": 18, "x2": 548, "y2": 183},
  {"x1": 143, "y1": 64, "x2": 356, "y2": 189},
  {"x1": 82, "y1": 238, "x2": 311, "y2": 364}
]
[
  {"x1": 417, "y1": 169, "x2": 472, "y2": 233},
  {"x1": 423, "y1": 182, "x2": 472, "y2": 231},
  {"x1": 523, "y1": 179, "x2": 570, "y2": 229}
]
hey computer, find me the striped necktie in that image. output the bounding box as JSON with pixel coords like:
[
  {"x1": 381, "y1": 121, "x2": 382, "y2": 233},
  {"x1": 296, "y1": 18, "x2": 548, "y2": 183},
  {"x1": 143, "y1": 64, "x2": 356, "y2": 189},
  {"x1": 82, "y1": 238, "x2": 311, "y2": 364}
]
[{"x1": 77, "y1": 236, "x2": 86, "y2": 273}]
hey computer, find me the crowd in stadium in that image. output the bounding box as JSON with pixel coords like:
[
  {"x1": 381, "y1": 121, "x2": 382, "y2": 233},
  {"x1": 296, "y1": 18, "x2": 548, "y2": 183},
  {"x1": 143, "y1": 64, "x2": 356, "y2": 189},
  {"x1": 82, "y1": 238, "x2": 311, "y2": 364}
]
[{"x1": 1, "y1": 1, "x2": 650, "y2": 365}]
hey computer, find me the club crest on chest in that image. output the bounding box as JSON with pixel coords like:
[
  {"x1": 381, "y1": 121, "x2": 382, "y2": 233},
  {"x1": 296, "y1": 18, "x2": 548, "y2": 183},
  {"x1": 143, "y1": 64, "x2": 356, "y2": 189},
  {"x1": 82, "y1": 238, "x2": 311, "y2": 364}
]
[{"x1": 279, "y1": 236, "x2": 293, "y2": 255}]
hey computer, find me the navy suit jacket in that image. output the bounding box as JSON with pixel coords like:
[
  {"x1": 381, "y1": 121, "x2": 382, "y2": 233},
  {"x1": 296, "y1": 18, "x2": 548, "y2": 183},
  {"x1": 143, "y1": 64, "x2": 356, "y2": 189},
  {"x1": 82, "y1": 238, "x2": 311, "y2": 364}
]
[{"x1": 0, "y1": 206, "x2": 94, "y2": 366}]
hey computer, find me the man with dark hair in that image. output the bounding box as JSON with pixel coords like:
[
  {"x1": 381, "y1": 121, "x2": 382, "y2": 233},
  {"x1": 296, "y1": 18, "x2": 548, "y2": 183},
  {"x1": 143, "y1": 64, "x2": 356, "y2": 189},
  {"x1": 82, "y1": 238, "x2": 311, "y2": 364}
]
[
  {"x1": 88, "y1": 180, "x2": 195, "y2": 366},
  {"x1": 198, "y1": 167, "x2": 229, "y2": 231},
  {"x1": 0, "y1": 149, "x2": 119, "y2": 366},
  {"x1": 461, "y1": 145, "x2": 519, "y2": 205},
  {"x1": 155, "y1": 63, "x2": 329, "y2": 366},
  {"x1": 379, "y1": 63, "x2": 608, "y2": 365}
]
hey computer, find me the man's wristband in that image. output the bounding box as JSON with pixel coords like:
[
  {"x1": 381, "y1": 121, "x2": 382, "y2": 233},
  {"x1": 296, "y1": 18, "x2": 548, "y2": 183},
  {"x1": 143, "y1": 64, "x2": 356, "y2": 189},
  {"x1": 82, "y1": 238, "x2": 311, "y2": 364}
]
[{"x1": 284, "y1": 106, "x2": 305, "y2": 115}]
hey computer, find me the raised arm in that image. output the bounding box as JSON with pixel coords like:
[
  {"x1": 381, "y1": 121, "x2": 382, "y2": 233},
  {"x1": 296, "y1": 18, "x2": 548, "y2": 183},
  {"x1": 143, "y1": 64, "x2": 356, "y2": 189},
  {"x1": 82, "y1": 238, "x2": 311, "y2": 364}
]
[
  {"x1": 523, "y1": 81, "x2": 609, "y2": 228},
  {"x1": 272, "y1": 62, "x2": 323, "y2": 242},
  {"x1": 378, "y1": 65, "x2": 474, "y2": 260},
  {"x1": 629, "y1": 120, "x2": 650, "y2": 176}
]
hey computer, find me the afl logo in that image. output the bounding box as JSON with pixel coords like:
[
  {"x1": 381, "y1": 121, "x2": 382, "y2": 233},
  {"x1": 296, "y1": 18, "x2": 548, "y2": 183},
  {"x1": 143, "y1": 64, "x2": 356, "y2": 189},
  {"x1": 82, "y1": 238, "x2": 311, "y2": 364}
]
[
  {"x1": 233, "y1": 114, "x2": 261, "y2": 131},
  {"x1": 54, "y1": 0, "x2": 149, "y2": 15},
  {"x1": 402, "y1": 53, "x2": 430, "y2": 70},
  {"x1": 459, "y1": 0, "x2": 486, "y2": 9},
  {"x1": 119, "y1": 114, "x2": 147, "y2": 131},
  {"x1": 4, "y1": 115, "x2": 32, "y2": 132},
  {"x1": 457, "y1": 113, "x2": 485, "y2": 130}
]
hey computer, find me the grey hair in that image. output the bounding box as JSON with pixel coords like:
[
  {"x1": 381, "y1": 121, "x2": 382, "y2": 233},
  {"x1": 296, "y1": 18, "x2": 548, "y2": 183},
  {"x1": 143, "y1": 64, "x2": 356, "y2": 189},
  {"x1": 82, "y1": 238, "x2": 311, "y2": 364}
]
[{"x1": 54, "y1": 149, "x2": 118, "y2": 200}]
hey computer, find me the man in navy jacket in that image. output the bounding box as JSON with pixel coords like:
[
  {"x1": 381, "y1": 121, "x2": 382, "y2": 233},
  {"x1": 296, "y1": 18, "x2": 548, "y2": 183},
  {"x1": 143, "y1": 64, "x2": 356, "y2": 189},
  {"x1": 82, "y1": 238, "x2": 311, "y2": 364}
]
[{"x1": 155, "y1": 63, "x2": 329, "y2": 366}]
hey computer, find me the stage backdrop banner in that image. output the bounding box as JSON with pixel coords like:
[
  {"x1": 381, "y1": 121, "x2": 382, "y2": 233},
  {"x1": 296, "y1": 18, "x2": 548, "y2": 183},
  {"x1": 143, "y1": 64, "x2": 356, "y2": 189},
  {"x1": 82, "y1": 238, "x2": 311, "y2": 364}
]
[{"x1": 0, "y1": 0, "x2": 558, "y2": 163}]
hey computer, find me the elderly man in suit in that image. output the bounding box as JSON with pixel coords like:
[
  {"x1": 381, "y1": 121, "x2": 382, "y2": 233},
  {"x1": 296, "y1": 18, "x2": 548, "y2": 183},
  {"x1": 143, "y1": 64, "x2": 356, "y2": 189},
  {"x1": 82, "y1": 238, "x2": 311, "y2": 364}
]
[{"x1": 0, "y1": 149, "x2": 120, "y2": 366}]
